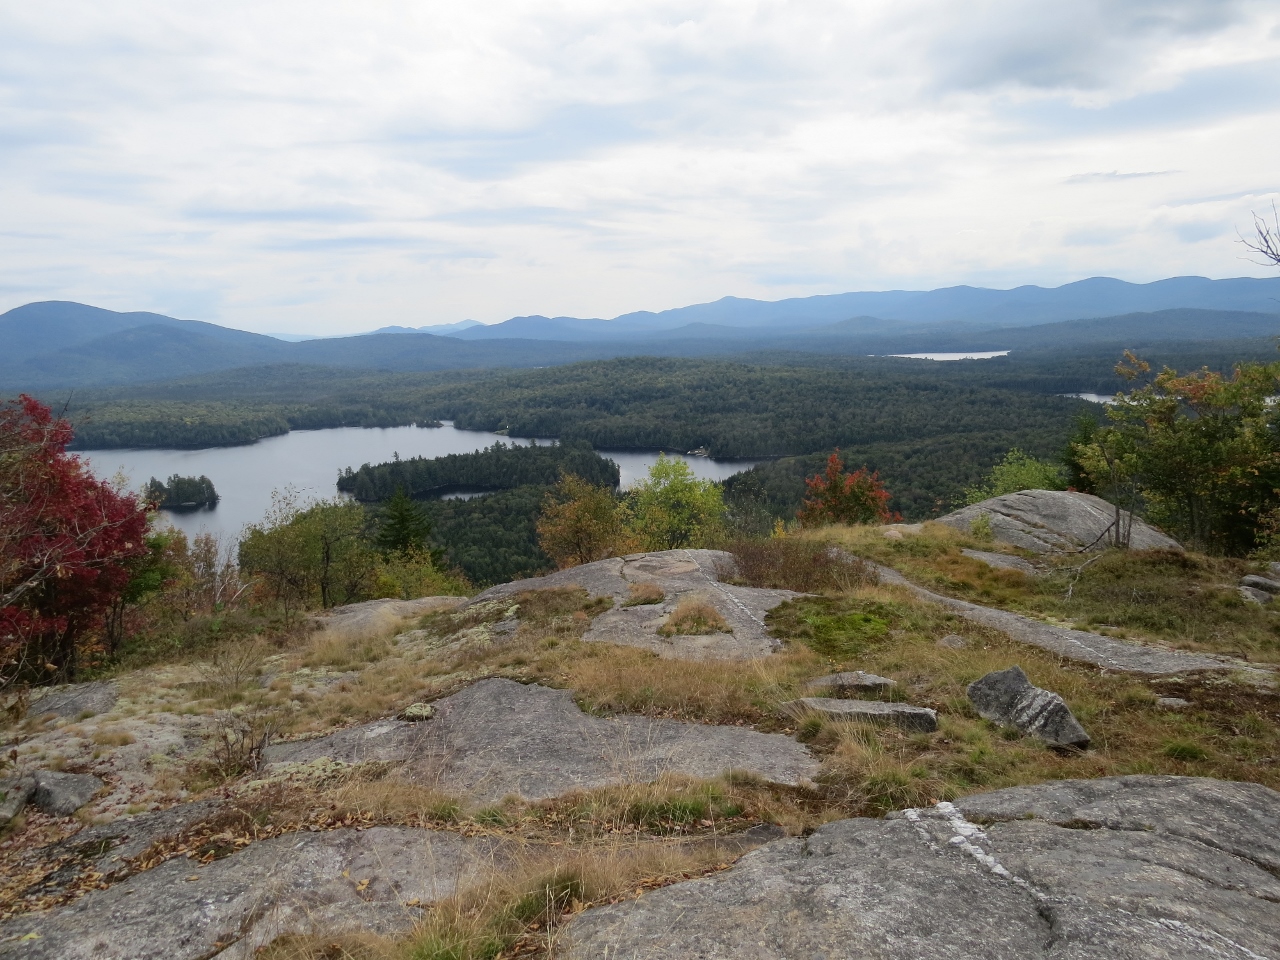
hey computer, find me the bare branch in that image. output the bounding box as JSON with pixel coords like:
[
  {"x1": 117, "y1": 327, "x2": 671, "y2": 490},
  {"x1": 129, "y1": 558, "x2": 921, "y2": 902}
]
[{"x1": 1238, "y1": 202, "x2": 1280, "y2": 268}]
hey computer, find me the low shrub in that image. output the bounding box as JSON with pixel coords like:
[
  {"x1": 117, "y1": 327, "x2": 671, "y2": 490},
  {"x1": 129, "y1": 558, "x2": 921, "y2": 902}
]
[{"x1": 724, "y1": 538, "x2": 877, "y2": 594}]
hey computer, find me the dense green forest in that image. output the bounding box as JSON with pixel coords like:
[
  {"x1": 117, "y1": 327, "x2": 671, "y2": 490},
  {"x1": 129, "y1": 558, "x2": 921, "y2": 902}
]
[
  {"x1": 47, "y1": 339, "x2": 1280, "y2": 519},
  {"x1": 424, "y1": 486, "x2": 553, "y2": 586},
  {"x1": 338, "y1": 441, "x2": 619, "y2": 501},
  {"x1": 57, "y1": 341, "x2": 1279, "y2": 451}
]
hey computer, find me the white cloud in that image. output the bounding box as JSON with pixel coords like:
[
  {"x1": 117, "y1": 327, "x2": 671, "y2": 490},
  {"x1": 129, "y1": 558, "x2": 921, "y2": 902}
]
[{"x1": 1, "y1": 0, "x2": 1279, "y2": 333}]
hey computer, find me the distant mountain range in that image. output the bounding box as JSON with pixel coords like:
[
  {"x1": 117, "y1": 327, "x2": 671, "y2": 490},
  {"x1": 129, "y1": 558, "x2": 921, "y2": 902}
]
[
  {"x1": 430, "y1": 275, "x2": 1280, "y2": 341},
  {"x1": 2, "y1": 276, "x2": 1278, "y2": 390}
]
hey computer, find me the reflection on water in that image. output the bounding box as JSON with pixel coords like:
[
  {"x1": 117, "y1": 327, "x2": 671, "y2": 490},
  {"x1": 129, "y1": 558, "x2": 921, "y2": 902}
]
[
  {"x1": 602, "y1": 450, "x2": 759, "y2": 489},
  {"x1": 80, "y1": 425, "x2": 757, "y2": 544},
  {"x1": 1061, "y1": 392, "x2": 1115, "y2": 404},
  {"x1": 888, "y1": 351, "x2": 1011, "y2": 361}
]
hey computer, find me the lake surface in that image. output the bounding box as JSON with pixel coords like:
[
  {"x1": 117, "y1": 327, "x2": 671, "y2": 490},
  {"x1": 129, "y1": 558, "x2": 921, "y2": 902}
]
[
  {"x1": 81, "y1": 424, "x2": 758, "y2": 543},
  {"x1": 1061, "y1": 392, "x2": 1115, "y2": 404},
  {"x1": 889, "y1": 351, "x2": 1011, "y2": 361}
]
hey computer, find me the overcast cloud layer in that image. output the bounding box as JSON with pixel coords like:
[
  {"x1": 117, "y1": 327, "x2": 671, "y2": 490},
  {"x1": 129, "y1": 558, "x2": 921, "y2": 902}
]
[{"x1": 2, "y1": 1, "x2": 1279, "y2": 334}]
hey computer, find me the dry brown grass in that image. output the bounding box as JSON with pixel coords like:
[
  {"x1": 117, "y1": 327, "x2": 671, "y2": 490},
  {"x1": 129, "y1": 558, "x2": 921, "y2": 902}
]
[
  {"x1": 90, "y1": 727, "x2": 135, "y2": 747},
  {"x1": 622, "y1": 582, "x2": 665, "y2": 607},
  {"x1": 279, "y1": 656, "x2": 457, "y2": 736},
  {"x1": 507, "y1": 637, "x2": 825, "y2": 725},
  {"x1": 541, "y1": 771, "x2": 834, "y2": 837},
  {"x1": 658, "y1": 599, "x2": 729, "y2": 637},
  {"x1": 257, "y1": 839, "x2": 732, "y2": 960},
  {"x1": 301, "y1": 607, "x2": 422, "y2": 671},
  {"x1": 322, "y1": 773, "x2": 464, "y2": 824}
]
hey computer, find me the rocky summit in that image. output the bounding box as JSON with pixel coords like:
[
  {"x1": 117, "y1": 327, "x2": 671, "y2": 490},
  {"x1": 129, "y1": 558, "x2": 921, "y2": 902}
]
[
  {"x1": 562, "y1": 776, "x2": 1280, "y2": 960},
  {"x1": 1, "y1": 541, "x2": 1277, "y2": 959}
]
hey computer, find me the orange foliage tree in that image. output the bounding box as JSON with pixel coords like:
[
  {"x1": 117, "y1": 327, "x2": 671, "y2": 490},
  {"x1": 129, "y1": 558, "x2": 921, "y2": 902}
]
[{"x1": 796, "y1": 450, "x2": 898, "y2": 527}]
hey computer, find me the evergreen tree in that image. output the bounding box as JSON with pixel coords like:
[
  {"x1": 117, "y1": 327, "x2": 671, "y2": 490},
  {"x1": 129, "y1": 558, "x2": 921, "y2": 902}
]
[{"x1": 376, "y1": 487, "x2": 433, "y2": 554}]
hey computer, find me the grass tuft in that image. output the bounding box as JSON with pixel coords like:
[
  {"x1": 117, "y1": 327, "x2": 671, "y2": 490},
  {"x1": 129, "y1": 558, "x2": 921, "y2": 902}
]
[
  {"x1": 658, "y1": 599, "x2": 729, "y2": 637},
  {"x1": 622, "y1": 582, "x2": 666, "y2": 607}
]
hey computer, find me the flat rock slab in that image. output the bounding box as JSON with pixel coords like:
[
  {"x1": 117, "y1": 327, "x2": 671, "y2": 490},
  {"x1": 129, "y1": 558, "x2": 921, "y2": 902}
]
[
  {"x1": 0, "y1": 826, "x2": 494, "y2": 960},
  {"x1": 28, "y1": 681, "x2": 117, "y2": 719},
  {"x1": 562, "y1": 775, "x2": 1280, "y2": 960},
  {"x1": 803, "y1": 671, "x2": 895, "y2": 694},
  {"x1": 967, "y1": 665, "x2": 1090, "y2": 748},
  {"x1": 960, "y1": 548, "x2": 1037, "y2": 575},
  {"x1": 313, "y1": 593, "x2": 465, "y2": 640},
  {"x1": 267, "y1": 678, "x2": 818, "y2": 803},
  {"x1": 783, "y1": 697, "x2": 938, "y2": 733},
  {"x1": 938, "y1": 489, "x2": 1182, "y2": 554},
  {"x1": 474, "y1": 550, "x2": 801, "y2": 660},
  {"x1": 875, "y1": 563, "x2": 1235, "y2": 675},
  {"x1": 312, "y1": 595, "x2": 465, "y2": 635}
]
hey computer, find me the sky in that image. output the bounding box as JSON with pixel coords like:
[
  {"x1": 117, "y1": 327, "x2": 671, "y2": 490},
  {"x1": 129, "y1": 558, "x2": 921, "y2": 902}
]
[{"x1": 2, "y1": 1, "x2": 1279, "y2": 336}]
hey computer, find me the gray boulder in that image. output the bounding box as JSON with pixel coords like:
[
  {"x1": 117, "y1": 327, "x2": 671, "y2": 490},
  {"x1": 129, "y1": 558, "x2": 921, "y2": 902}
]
[
  {"x1": 32, "y1": 770, "x2": 103, "y2": 816},
  {"x1": 1241, "y1": 574, "x2": 1280, "y2": 594},
  {"x1": 562, "y1": 775, "x2": 1280, "y2": 960},
  {"x1": 938, "y1": 489, "x2": 1181, "y2": 554},
  {"x1": 967, "y1": 666, "x2": 1090, "y2": 748},
  {"x1": 802, "y1": 671, "x2": 895, "y2": 694},
  {"x1": 782, "y1": 697, "x2": 938, "y2": 733},
  {"x1": 0, "y1": 826, "x2": 496, "y2": 960},
  {"x1": 267, "y1": 678, "x2": 818, "y2": 802},
  {"x1": 1239, "y1": 585, "x2": 1273, "y2": 605},
  {"x1": 29, "y1": 681, "x2": 117, "y2": 719}
]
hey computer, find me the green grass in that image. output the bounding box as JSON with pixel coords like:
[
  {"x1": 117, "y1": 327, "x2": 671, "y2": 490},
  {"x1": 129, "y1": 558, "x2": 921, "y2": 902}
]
[
  {"x1": 814, "y1": 524, "x2": 1280, "y2": 662},
  {"x1": 766, "y1": 596, "x2": 897, "y2": 659}
]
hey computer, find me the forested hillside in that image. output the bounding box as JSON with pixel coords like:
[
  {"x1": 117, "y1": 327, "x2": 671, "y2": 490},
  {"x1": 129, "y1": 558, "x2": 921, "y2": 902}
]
[{"x1": 425, "y1": 486, "x2": 553, "y2": 585}]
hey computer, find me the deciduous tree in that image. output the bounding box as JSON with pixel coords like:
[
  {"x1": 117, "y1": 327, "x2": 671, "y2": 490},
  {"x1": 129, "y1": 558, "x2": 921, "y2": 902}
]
[
  {"x1": 628, "y1": 455, "x2": 725, "y2": 551},
  {"x1": 1074, "y1": 352, "x2": 1280, "y2": 554},
  {"x1": 796, "y1": 450, "x2": 897, "y2": 527},
  {"x1": 537, "y1": 474, "x2": 632, "y2": 568},
  {"x1": 1, "y1": 395, "x2": 149, "y2": 684}
]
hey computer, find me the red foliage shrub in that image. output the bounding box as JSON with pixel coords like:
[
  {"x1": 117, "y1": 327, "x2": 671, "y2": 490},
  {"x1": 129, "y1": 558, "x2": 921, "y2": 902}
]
[
  {"x1": 1, "y1": 395, "x2": 150, "y2": 683},
  {"x1": 796, "y1": 449, "x2": 899, "y2": 527}
]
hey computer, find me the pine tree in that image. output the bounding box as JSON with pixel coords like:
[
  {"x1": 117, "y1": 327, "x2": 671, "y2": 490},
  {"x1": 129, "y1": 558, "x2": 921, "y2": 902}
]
[{"x1": 376, "y1": 487, "x2": 433, "y2": 554}]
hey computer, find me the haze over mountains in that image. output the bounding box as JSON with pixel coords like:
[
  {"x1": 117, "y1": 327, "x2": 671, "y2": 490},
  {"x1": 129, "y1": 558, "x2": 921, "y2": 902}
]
[{"x1": 3, "y1": 276, "x2": 1279, "y2": 391}]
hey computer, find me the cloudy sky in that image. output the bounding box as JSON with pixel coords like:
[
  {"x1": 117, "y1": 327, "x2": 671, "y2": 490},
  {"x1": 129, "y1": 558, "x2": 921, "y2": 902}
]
[{"x1": 2, "y1": 1, "x2": 1279, "y2": 335}]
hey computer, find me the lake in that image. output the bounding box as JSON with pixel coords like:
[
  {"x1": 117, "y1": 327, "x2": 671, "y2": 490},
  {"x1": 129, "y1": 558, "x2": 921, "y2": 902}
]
[
  {"x1": 81, "y1": 424, "x2": 758, "y2": 543},
  {"x1": 1061, "y1": 392, "x2": 1115, "y2": 404},
  {"x1": 889, "y1": 351, "x2": 1011, "y2": 361}
]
